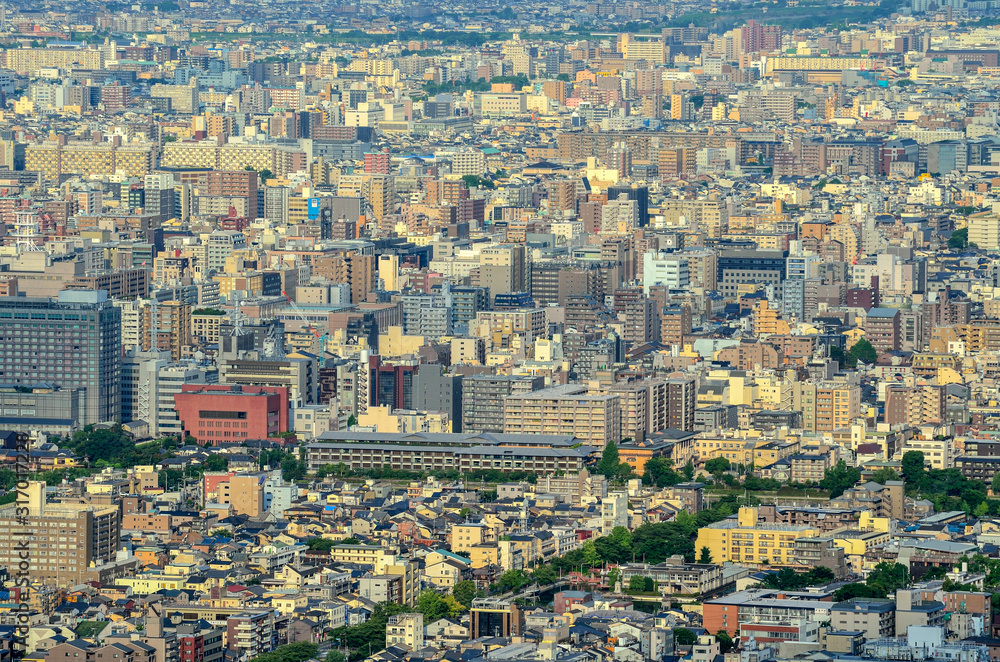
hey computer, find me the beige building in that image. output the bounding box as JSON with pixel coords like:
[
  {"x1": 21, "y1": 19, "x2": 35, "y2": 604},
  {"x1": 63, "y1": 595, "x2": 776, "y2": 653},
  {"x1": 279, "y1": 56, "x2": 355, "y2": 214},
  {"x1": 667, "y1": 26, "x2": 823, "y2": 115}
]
[
  {"x1": 192, "y1": 310, "x2": 225, "y2": 345},
  {"x1": 386, "y1": 613, "x2": 424, "y2": 650},
  {"x1": 142, "y1": 300, "x2": 192, "y2": 360},
  {"x1": 219, "y1": 474, "x2": 265, "y2": 516},
  {"x1": 25, "y1": 141, "x2": 155, "y2": 181},
  {"x1": 451, "y1": 337, "x2": 486, "y2": 365},
  {"x1": 151, "y1": 83, "x2": 199, "y2": 114},
  {"x1": 6, "y1": 47, "x2": 103, "y2": 74},
  {"x1": 504, "y1": 384, "x2": 622, "y2": 447},
  {"x1": 481, "y1": 93, "x2": 528, "y2": 116},
  {"x1": 0, "y1": 481, "x2": 120, "y2": 584},
  {"x1": 793, "y1": 382, "x2": 861, "y2": 432},
  {"x1": 451, "y1": 523, "x2": 498, "y2": 554}
]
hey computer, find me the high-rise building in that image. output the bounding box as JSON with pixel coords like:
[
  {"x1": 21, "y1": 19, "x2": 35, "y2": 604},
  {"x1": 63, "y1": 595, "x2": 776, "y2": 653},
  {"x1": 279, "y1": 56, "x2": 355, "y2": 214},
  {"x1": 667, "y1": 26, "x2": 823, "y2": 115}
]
[
  {"x1": 504, "y1": 385, "x2": 622, "y2": 448},
  {"x1": 412, "y1": 370, "x2": 463, "y2": 432},
  {"x1": 461, "y1": 374, "x2": 544, "y2": 432},
  {"x1": 864, "y1": 307, "x2": 901, "y2": 353},
  {"x1": 606, "y1": 185, "x2": 650, "y2": 226},
  {"x1": 142, "y1": 300, "x2": 192, "y2": 360},
  {"x1": 666, "y1": 376, "x2": 697, "y2": 431},
  {"x1": 0, "y1": 290, "x2": 121, "y2": 425},
  {"x1": 0, "y1": 481, "x2": 120, "y2": 584},
  {"x1": 740, "y1": 19, "x2": 782, "y2": 54}
]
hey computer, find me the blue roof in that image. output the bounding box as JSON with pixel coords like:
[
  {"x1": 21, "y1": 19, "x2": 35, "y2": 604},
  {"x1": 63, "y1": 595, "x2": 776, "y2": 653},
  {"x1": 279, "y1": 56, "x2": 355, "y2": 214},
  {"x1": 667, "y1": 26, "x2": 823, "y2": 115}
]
[{"x1": 867, "y1": 307, "x2": 899, "y2": 318}]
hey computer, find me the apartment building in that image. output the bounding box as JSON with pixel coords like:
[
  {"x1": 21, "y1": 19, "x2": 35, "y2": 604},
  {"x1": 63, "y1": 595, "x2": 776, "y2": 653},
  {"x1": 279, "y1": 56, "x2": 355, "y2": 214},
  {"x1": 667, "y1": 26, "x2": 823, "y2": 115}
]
[
  {"x1": 503, "y1": 384, "x2": 622, "y2": 447},
  {"x1": 695, "y1": 506, "x2": 820, "y2": 569},
  {"x1": 865, "y1": 307, "x2": 901, "y2": 353},
  {"x1": 26, "y1": 140, "x2": 155, "y2": 181},
  {"x1": 885, "y1": 385, "x2": 946, "y2": 427},
  {"x1": 0, "y1": 481, "x2": 120, "y2": 584},
  {"x1": 142, "y1": 300, "x2": 192, "y2": 361},
  {"x1": 386, "y1": 613, "x2": 424, "y2": 651},
  {"x1": 793, "y1": 382, "x2": 861, "y2": 432},
  {"x1": 704, "y1": 588, "x2": 836, "y2": 637},
  {"x1": 5, "y1": 46, "x2": 104, "y2": 73}
]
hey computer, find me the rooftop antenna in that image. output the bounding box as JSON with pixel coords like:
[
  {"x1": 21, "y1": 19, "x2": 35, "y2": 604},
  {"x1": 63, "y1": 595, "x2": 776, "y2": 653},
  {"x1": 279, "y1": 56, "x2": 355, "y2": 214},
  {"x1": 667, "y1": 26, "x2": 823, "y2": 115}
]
[{"x1": 13, "y1": 210, "x2": 43, "y2": 253}]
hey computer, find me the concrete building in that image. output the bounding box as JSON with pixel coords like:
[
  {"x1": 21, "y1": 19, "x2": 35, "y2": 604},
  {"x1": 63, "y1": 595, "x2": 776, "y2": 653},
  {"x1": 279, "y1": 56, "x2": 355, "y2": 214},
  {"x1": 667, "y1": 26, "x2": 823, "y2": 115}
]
[
  {"x1": 0, "y1": 290, "x2": 121, "y2": 425},
  {"x1": 461, "y1": 374, "x2": 544, "y2": 432},
  {"x1": 386, "y1": 613, "x2": 424, "y2": 651},
  {"x1": 503, "y1": 384, "x2": 622, "y2": 447},
  {"x1": 0, "y1": 481, "x2": 120, "y2": 584}
]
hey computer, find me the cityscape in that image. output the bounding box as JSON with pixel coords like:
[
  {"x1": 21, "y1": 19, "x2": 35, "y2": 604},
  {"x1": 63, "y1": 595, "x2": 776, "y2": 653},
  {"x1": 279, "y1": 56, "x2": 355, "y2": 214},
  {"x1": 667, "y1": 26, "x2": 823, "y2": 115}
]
[{"x1": 0, "y1": 2, "x2": 1000, "y2": 662}]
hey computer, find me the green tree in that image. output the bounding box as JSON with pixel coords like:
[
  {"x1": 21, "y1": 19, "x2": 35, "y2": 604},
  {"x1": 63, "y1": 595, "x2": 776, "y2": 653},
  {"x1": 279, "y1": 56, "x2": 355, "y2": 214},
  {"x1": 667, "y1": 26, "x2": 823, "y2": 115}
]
[
  {"x1": 628, "y1": 575, "x2": 647, "y2": 592},
  {"x1": 533, "y1": 564, "x2": 557, "y2": 585},
  {"x1": 305, "y1": 537, "x2": 336, "y2": 551},
  {"x1": 673, "y1": 628, "x2": 697, "y2": 646},
  {"x1": 281, "y1": 454, "x2": 307, "y2": 482},
  {"x1": 866, "y1": 562, "x2": 910, "y2": 597},
  {"x1": 452, "y1": 580, "x2": 479, "y2": 608},
  {"x1": 204, "y1": 454, "x2": 228, "y2": 472},
  {"x1": 949, "y1": 227, "x2": 969, "y2": 249},
  {"x1": 248, "y1": 643, "x2": 318, "y2": 662},
  {"x1": 347, "y1": 415, "x2": 358, "y2": 427},
  {"x1": 871, "y1": 468, "x2": 900, "y2": 484},
  {"x1": 834, "y1": 582, "x2": 880, "y2": 601},
  {"x1": 329, "y1": 602, "x2": 407, "y2": 660},
  {"x1": 643, "y1": 457, "x2": 683, "y2": 487},
  {"x1": 716, "y1": 631, "x2": 734, "y2": 654},
  {"x1": 496, "y1": 569, "x2": 531, "y2": 592},
  {"x1": 607, "y1": 567, "x2": 621, "y2": 590},
  {"x1": 598, "y1": 441, "x2": 623, "y2": 479},
  {"x1": 902, "y1": 451, "x2": 926, "y2": 484},
  {"x1": 848, "y1": 338, "x2": 878, "y2": 365},
  {"x1": 992, "y1": 472, "x2": 1000, "y2": 494},
  {"x1": 819, "y1": 460, "x2": 861, "y2": 498},
  {"x1": 325, "y1": 652, "x2": 346, "y2": 662},
  {"x1": 416, "y1": 590, "x2": 450, "y2": 621},
  {"x1": 704, "y1": 457, "x2": 730, "y2": 479},
  {"x1": 698, "y1": 546, "x2": 713, "y2": 564}
]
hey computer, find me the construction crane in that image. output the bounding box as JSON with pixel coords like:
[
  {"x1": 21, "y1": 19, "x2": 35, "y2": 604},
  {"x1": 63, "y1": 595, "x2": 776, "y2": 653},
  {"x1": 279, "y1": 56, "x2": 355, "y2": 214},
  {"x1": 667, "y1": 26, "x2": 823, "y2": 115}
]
[{"x1": 279, "y1": 290, "x2": 330, "y2": 353}]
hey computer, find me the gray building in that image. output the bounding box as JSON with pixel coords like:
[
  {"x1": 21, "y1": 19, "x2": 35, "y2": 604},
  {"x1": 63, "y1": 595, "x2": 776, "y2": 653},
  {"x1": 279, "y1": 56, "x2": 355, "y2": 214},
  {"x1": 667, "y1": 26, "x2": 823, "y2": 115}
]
[
  {"x1": 401, "y1": 292, "x2": 452, "y2": 340},
  {"x1": 0, "y1": 384, "x2": 86, "y2": 436},
  {"x1": 412, "y1": 370, "x2": 463, "y2": 432},
  {"x1": 0, "y1": 290, "x2": 121, "y2": 425},
  {"x1": 831, "y1": 598, "x2": 896, "y2": 640},
  {"x1": 461, "y1": 374, "x2": 544, "y2": 433}
]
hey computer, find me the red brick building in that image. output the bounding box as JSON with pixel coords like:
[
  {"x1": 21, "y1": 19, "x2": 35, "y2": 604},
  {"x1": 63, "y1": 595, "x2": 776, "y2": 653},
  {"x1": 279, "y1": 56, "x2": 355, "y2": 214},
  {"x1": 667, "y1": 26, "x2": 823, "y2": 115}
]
[{"x1": 175, "y1": 385, "x2": 289, "y2": 444}]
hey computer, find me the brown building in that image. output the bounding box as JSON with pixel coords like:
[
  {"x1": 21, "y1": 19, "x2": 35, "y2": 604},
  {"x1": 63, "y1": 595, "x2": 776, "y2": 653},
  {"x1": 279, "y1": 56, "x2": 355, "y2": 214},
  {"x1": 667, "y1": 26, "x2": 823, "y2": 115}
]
[
  {"x1": 0, "y1": 481, "x2": 120, "y2": 585},
  {"x1": 218, "y1": 474, "x2": 265, "y2": 517},
  {"x1": 661, "y1": 304, "x2": 692, "y2": 348},
  {"x1": 864, "y1": 308, "x2": 901, "y2": 353},
  {"x1": 885, "y1": 385, "x2": 946, "y2": 426},
  {"x1": 142, "y1": 300, "x2": 192, "y2": 360}
]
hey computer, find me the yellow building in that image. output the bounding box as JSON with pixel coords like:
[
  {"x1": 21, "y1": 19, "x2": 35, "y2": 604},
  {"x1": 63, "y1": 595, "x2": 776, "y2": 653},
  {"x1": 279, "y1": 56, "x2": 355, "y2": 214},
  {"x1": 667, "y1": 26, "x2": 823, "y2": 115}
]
[
  {"x1": 752, "y1": 300, "x2": 791, "y2": 336},
  {"x1": 25, "y1": 141, "x2": 155, "y2": 181},
  {"x1": 379, "y1": 325, "x2": 425, "y2": 358},
  {"x1": 695, "y1": 433, "x2": 800, "y2": 468},
  {"x1": 695, "y1": 506, "x2": 820, "y2": 567},
  {"x1": 119, "y1": 570, "x2": 192, "y2": 595}
]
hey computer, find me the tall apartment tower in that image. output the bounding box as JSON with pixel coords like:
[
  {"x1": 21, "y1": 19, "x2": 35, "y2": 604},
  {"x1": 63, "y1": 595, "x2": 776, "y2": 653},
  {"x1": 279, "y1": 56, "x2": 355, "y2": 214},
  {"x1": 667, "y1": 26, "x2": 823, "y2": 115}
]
[{"x1": 666, "y1": 375, "x2": 697, "y2": 432}]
